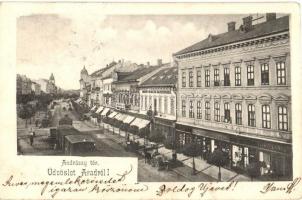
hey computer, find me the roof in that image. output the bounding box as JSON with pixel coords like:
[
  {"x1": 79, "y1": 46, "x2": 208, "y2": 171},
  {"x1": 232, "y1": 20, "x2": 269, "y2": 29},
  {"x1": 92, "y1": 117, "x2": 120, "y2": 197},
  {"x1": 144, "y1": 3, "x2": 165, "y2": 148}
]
[
  {"x1": 141, "y1": 64, "x2": 177, "y2": 87},
  {"x1": 114, "y1": 65, "x2": 162, "y2": 83},
  {"x1": 57, "y1": 127, "x2": 81, "y2": 135},
  {"x1": 65, "y1": 134, "x2": 95, "y2": 144},
  {"x1": 90, "y1": 61, "x2": 117, "y2": 77},
  {"x1": 174, "y1": 15, "x2": 289, "y2": 56}
]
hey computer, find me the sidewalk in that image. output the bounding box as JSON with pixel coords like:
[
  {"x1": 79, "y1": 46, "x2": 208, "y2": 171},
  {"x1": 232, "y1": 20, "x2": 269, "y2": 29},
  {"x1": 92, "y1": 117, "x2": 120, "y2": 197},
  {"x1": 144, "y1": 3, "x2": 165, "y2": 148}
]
[{"x1": 89, "y1": 121, "x2": 253, "y2": 182}]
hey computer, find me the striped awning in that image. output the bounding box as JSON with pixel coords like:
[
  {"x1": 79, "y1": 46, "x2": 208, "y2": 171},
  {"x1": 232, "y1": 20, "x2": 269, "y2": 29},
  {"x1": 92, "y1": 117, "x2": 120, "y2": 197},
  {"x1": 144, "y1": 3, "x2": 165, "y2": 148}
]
[
  {"x1": 95, "y1": 106, "x2": 104, "y2": 114},
  {"x1": 100, "y1": 108, "x2": 110, "y2": 116},
  {"x1": 136, "y1": 119, "x2": 150, "y2": 129},
  {"x1": 123, "y1": 115, "x2": 135, "y2": 124},
  {"x1": 108, "y1": 111, "x2": 118, "y2": 118},
  {"x1": 90, "y1": 105, "x2": 96, "y2": 111}
]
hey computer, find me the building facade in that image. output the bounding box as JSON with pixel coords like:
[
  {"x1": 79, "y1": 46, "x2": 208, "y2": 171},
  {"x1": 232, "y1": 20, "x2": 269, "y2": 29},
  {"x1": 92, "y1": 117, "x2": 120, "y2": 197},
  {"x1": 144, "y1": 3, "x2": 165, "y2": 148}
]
[
  {"x1": 173, "y1": 14, "x2": 292, "y2": 179},
  {"x1": 139, "y1": 63, "x2": 178, "y2": 139},
  {"x1": 113, "y1": 60, "x2": 163, "y2": 112}
]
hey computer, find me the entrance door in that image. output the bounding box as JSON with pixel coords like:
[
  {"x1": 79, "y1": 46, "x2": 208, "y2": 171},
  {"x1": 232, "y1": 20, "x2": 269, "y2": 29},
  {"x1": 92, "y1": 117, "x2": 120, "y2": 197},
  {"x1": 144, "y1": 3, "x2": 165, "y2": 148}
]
[{"x1": 154, "y1": 98, "x2": 157, "y2": 113}]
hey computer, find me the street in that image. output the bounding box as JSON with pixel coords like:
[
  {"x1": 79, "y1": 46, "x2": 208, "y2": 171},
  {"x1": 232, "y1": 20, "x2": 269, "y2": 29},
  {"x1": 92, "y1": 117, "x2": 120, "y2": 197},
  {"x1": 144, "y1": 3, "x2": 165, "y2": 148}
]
[{"x1": 17, "y1": 101, "x2": 215, "y2": 182}]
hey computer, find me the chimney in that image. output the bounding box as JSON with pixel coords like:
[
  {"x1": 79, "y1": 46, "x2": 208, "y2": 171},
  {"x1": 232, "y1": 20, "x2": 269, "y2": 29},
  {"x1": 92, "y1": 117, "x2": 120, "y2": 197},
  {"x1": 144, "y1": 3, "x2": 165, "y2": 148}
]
[
  {"x1": 157, "y1": 59, "x2": 162, "y2": 66},
  {"x1": 227, "y1": 21, "x2": 236, "y2": 32},
  {"x1": 266, "y1": 13, "x2": 276, "y2": 22},
  {"x1": 242, "y1": 16, "x2": 253, "y2": 31},
  {"x1": 147, "y1": 61, "x2": 150, "y2": 67}
]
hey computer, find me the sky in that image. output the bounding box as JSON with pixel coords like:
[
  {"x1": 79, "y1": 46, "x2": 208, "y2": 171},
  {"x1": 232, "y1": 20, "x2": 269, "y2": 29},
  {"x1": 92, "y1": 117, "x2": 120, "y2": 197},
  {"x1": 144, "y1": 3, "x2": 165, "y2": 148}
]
[{"x1": 16, "y1": 12, "x2": 283, "y2": 89}]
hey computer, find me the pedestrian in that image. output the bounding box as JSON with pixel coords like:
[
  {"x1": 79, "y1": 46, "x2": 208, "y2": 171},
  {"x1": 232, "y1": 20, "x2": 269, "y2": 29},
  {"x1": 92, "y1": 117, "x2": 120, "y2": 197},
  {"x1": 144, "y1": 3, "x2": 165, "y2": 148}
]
[
  {"x1": 35, "y1": 119, "x2": 39, "y2": 127},
  {"x1": 29, "y1": 131, "x2": 35, "y2": 146}
]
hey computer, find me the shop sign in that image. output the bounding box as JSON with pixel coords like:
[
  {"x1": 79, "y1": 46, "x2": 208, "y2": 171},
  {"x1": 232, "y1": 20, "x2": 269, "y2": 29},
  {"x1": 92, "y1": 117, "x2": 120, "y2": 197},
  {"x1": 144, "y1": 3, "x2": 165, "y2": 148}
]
[
  {"x1": 257, "y1": 141, "x2": 291, "y2": 154},
  {"x1": 192, "y1": 128, "x2": 230, "y2": 142},
  {"x1": 231, "y1": 136, "x2": 291, "y2": 154}
]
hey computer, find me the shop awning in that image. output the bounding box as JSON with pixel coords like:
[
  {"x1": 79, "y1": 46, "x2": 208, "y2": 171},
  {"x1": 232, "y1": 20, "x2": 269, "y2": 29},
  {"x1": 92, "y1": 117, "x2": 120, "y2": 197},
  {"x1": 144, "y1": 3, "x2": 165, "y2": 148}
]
[
  {"x1": 136, "y1": 119, "x2": 150, "y2": 129},
  {"x1": 114, "y1": 113, "x2": 122, "y2": 120},
  {"x1": 90, "y1": 105, "x2": 96, "y2": 111},
  {"x1": 130, "y1": 118, "x2": 141, "y2": 127},
  {"x1": 108, "y1": 111, "x2": 118, "y2": 118},
  {"x1": 100, "y1": 108, "x2": 110, "y2": 116},
  {"x1": 123, "y1": 116, "x2": 135, "y2": 124},
  {"x1": 117, "y1": 114, "x2": 128, "y2": 121},
  {"x1": 95, "y1": 106, "x2": 104, "y2": 114}
]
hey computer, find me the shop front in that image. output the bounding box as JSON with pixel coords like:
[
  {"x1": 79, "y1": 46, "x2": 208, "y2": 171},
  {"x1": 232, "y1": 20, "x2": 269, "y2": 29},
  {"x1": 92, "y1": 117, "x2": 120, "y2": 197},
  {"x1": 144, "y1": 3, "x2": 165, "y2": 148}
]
[{"x1": 176, "y1": 123, "x2": 292, "y2": 180}]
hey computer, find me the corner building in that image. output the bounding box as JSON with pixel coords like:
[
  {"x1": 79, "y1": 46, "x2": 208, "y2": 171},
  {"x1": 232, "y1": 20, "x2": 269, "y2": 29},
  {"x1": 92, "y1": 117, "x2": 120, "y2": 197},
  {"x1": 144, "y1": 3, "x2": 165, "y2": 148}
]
[{"x1": 173, "y1": 14, "x2": 292, "y2": 179}]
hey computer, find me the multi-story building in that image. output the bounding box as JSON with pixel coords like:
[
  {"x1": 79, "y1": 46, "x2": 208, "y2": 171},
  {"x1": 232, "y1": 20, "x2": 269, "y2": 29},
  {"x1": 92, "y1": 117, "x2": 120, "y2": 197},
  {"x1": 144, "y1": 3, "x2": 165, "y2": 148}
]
[
  {"x1": 113, "y1": 60, "x2": 163, "y2": 112},
  {"x1": 173, "y1": 14, "x2": 291, "y2": 179},
  {"x1": 139, "y1": 63, "x2": 178, "y2": 138}
]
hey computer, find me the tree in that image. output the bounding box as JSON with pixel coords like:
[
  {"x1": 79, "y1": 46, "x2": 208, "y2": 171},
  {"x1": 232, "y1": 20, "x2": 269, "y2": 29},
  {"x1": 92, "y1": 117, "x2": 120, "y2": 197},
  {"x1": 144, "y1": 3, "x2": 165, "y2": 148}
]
[
  {"x1": 182, "y1": 143, "x2": 202, "y2": 175},
  {"x1": 208, "y1": 148, "x2": 229, "y2": 181},
  {"x1": 18, "y1": 104, "x2": 35, "y2": 127},
  {"x1": 149, "y1": 129, "x2": 165, "y2": 151}
]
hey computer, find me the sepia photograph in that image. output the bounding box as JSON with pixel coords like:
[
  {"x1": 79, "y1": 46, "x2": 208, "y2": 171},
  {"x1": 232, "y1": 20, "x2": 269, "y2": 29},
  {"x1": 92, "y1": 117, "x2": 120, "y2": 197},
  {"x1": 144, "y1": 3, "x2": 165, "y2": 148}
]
[{"x1": 15, "y1": 10, "x2": 292, "y2": 183}]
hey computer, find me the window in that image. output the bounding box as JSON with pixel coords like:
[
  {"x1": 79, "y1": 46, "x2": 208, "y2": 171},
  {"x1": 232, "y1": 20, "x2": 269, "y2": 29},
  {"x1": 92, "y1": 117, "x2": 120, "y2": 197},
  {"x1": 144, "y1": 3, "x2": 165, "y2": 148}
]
[
  {"x1": 159, "y1": 97, "x2": 162, "y2": 113},
  {"x1": 205, "y1": 101, "x2": 211, "y2": 120},
  {"x1": 189, "y1": 71, "x2": 194, "y2": 87},
  {"x1": 224, "y1": 103, "x2": 231, "y2": 123},
  {"x1": 189, "y1": 100, "x2": 194, "y2": 118},
  {"x1": 276, "y1": 61, "x2": 286, "y2": 85},
  {"x1": 197, "y1": 100, "x2": 202, "y2": 119},
  {"x1": 182, "y1": 100, "x2": 186, "y2": 117},
  {"x1": 214, "y1": 69, "x2": 220, "y2": 86},
  {"x1": 262, "y1": 105, "x2": 271, "y2": 129},
  {"x1": 278, "y1": 106, "x2": 288, "y2": 131},
  {"x1": 248, "y1": 104, "x2": 256, "y2": 127},
  {"x1": 261, "y1": 63, "x2": 269, "y2": 85},
  {"x1": 224, "y1": 68, "x2": 230, "y2": 86},
  {"x1": 164, "y1": 97, "x2": 168, "y2": 114},
  {"x1": 149, "y1": 96, "x2": 152, "y2": 110},
  {"x1": 235, "y1": 103, "x2": 242, "y2": 125},
  {"x1": 182, "y1": 71, "x2": 186, "y2": 87},
  {"x1": 145, "y1": 96, "x2": 147, "y2": 110},
  {"x1": 141, "y1": 96, "x2": 144, "y2": 110},
  {"x1": 205, "y1": 69, "x2": 210, "y2": 87},
  {"x1": 235, "y1": 66, "x2": 241, "y2": 86},
  {"x1": 247, "y1": 65, "x2": 254, "y2": 86},
  {"x1": 214, "y1": 102, "x2": 220, "y2": 122},
  {"x1": 170, "y1": 98, "x2": 175, "y2": 115},
  {"x1": 197, "y1": 69, "x2": 202, "y2": 87}
]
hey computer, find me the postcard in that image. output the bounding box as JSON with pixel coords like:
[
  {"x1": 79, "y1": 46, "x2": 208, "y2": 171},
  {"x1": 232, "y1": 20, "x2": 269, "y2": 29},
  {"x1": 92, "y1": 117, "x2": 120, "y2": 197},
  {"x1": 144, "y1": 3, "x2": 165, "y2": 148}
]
[{"x1": 0, "y1": 2, "x2": 301, "y2": 199}]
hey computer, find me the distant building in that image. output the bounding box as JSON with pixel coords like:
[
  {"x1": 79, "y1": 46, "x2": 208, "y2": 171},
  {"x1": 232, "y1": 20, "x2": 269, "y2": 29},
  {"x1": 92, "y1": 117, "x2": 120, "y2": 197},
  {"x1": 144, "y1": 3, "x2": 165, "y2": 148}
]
[
  {"x1": 36, "y1": 73, "x2": 57, "y2": 94},
  {"x1": 173, "y1": 14, "x2": 291, "y2": 179},
  {"x1": 113, "y1": 60, "x2": 163, "y2": 112},
  {"x1": 31, "y1": 82, "x2": 41, "y2": 96},
  {"x1": 16, "y1": 74, "x2": 32, "y2": 95}
]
